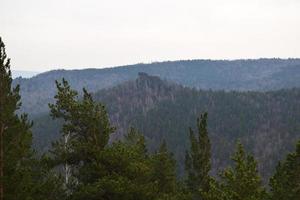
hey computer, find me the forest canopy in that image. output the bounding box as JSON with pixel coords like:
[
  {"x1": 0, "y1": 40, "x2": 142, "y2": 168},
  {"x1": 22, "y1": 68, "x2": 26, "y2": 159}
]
[{"x1": 1, "y1": 38, "x2": 300, "y2": 200}]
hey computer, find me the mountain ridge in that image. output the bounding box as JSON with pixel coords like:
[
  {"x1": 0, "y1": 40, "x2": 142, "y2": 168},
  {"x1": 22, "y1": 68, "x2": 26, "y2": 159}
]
[{"x1": 13, "y1": 58, "x2": 300, "y2": 116}]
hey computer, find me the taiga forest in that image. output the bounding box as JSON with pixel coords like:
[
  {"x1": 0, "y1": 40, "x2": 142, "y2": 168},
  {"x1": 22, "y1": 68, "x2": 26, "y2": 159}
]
[
  {"x1": 1, "y1": 35, "x2": 300, "y2": 200},
  {"x1": 1, "y1": 1, "x2": 300, "y2": 199}
]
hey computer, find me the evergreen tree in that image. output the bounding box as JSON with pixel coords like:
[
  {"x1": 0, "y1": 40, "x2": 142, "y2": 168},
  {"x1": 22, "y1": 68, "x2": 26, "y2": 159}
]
[
  {"x1": 269, "y1": 140, "x2": 300, "y2": 200},
  {"x1": 152, "y1": 140, "x2": 177, "y2": 197},
  {"x1": 49, "y1": 79, "x2": 115, "y2": 195},
  {"x1": 0, "y1": 37, "x2": 66, "y2": 200},
  {"x1": 124, "y1": 127, "x2": 148, "y2": 157},
  {"x1": 185, "y1": 112, "x2": 211, "y2": 199},
  {"x1": 71, "y1": 128, "x2": 155, "y2": 200},
  {"x1": 204, "y1": 142, "x2": 267, "y2": 200},
  {"x1": 28, "y1": 156, "x2": 67, "y2": 200},
  {"x1": 48, "y1": 79, "x2": 78, "y2": 192},
  {"x1": 0, "y1": 36, "x2": 33, "y2": 199}
]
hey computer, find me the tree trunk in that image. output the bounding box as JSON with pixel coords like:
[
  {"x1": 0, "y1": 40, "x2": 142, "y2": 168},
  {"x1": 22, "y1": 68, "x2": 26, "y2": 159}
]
[{"x1": 64, "y1": 133, "x2": 70, "y2": 185}]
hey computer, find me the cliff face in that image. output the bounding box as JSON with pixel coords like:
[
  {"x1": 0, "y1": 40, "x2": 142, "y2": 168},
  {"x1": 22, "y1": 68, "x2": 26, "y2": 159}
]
[{"x1": 94, "y1": 73, "x2": 183, "y2": 140}]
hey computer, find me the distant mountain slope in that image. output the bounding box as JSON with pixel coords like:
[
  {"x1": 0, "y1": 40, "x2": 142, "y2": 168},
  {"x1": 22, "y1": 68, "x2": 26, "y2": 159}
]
[
  {"x1": 13, "y1": 59, "x2": 300, "y2": 115},
  {"x1": 32, "y1": 73, "x2": 300, "y2": 182}
]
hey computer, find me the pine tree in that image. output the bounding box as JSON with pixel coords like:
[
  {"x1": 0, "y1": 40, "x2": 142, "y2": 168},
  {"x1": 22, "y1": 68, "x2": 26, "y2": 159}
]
[
  {"x1": 48, "y1": 79, "x2": 79, "y2": 192},
  {"x1": 269, "y1": 140, "x2": 300, "y2": 200},
  {"x1": 71, "y1": 128, "x2": 155, "y2": 200},
  {"x1": 0, "y1": 37, "x2": 35, "y2": 199},
  {"x1": 152, "y1": 140, "x2": 177, "y2": 197},
  {"x1": 49, "y1": 79, "x2": 115, "y2": 196},
  {"x1": 204, "y1": 142, "x2": 267, "y2": 200},
  {"x1": 0, "y1": 37, "x2": 66, "y2": 200},
  {"x1": 124, "y1": 127, "x2": 148, "y2": 157},
  {"x1": 185, "y1": 112, "x2": 211, "y2": 199}
]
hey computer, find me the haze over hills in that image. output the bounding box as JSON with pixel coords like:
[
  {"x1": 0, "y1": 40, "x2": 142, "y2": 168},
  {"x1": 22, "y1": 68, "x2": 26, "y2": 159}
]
[
  {"x1": 32, "y1": 72, "x2": 300, "y2": 182},
  {"x1": 13, "y1": 58, "x2": 300, "y2": 115},
  {"x1": 12, "y1": 70, "x2": 40, "y2": 78}
]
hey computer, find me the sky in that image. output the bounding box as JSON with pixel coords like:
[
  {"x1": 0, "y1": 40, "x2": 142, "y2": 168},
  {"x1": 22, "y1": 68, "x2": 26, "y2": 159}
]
[{"x1": 1, "y1": 0, "x2": 300, "y2": 72}]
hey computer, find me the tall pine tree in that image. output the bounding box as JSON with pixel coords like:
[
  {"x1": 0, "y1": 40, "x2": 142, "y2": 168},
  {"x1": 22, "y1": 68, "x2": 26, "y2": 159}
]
[
  {"x1": 204, "y1": 142, "x2": 267, "y2": 200},
  {"x1": 185, "y1": 112, "x2": 211, "y2": 199},
  {"x1": 49, "y1": 79, "x2": 115, "y2": 197},
  {"x1": 0, "y1": 37, "x2": 66, "y2": 200},
  {"x1": 152, "y1": 140, "x2": 177, "y2": 198},
  {"x1": 269, "y1": 140, "x2": 300, "y2": 200},
  {"x1": 0, "y1": 37, "x2": 35, "y2": 200},
  {"x1": 71, "y1": 128, "x2": 155, "y2": 200}
]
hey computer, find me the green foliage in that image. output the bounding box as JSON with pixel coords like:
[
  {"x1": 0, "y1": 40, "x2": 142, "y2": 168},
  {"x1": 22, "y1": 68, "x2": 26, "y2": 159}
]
[
  {"x1": 70, "y1": 128, "x2": 155, "y2": 200},
  {"x1": 32, "y1": 73, "x2": 300, "y2": 182},
  {"x1": 3, "y1": 37, "x2": 300, "y2": 200},
  {"x1": 269, "y1": 140, "x2": 300, "y2": 200},
  {"x1": 48, "y1": 79, "x2": 116, "y2": 194},
  {"x1": 47, "y1": 79, "x2": 188, "y2": 199},
  {"x1": 71, "y1": 136, "x2": 154, "y2": 199},
  {"x1": 48, "y1": 81, "x2": 183, "y2": 199},
  {"x1": 151, "y1": 140, "x2": 177, "y2": 196},
  {"x1": 93, "y1": 74, "x2": 300, "y2": 180},
  {"x1": 0, "y1": 37, "x2": 64, "y2": 200},
  {"x1": 203, "y1": 142, "x2": 267, "y2": 200},
  {"x1": 185, "y1": 113, "x2": 211, "y2": 199}
]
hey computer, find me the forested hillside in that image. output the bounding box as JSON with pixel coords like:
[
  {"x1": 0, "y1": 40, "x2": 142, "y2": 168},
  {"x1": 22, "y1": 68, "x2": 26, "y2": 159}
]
[
  {"x1": 32, "y1": 73, "x2": 300, "y2": 181},
  {"x1": 2, "y1": 36, "x2": 300, "y2": 198},
  {"x1": 13, "y1": 59, "x2": 300, "y2": 115}
]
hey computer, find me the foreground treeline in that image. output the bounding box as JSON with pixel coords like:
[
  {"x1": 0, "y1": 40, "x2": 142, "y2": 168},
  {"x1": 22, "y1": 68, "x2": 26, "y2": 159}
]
[{"x1": 1, "y1": 38, "x2": 300, "y2": 200}]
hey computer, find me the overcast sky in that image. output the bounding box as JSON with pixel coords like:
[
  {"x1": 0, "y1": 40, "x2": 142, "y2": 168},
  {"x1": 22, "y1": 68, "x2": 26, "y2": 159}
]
[{"x1": 1, "y1": 0, "x2": 300, "y2": 71}]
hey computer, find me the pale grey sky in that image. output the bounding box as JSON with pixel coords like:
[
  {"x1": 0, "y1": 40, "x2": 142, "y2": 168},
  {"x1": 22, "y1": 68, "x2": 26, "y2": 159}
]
[{"x1": 1, "y1": 0, "x2": 300, "y2": 71}]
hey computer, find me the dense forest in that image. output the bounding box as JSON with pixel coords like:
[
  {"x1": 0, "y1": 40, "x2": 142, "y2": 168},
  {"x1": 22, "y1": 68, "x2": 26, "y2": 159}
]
[
  {"x1": 32, "y1": 73, "x2": 300, "y2": 181},
  {"x1": 1, "y1": 37, "x2": 300, "y2": 200}
]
